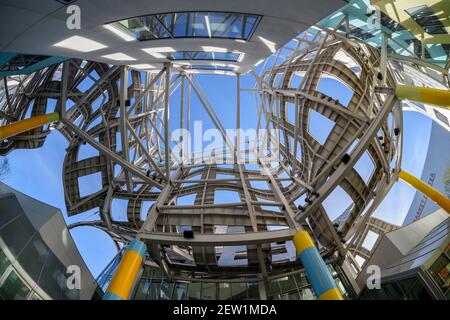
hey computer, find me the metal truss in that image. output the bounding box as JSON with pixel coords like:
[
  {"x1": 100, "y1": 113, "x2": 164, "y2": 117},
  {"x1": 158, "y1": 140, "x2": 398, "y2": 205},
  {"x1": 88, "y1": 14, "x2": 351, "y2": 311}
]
[{"x1": 1, "y1": 25, "x2": 425, "y2": 289}]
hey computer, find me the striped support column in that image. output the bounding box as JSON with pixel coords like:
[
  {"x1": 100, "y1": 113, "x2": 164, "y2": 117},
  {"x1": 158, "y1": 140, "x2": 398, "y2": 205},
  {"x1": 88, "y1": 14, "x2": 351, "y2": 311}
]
[
  {"x1": 103, "y1": 239, "x2": 147, "y2": 300},
  {"x1": 395, "y1": 85, "x2": 450, "y2": 108},
  {"x1": 0, "y1": 112, "x2": 59, "y2": 140},
  {"x1": 293, "y1": 231, "x2": 343, "y2": 300},
  {"x1": 0, "y1": 112, "x2": 59, "y2": 139}
]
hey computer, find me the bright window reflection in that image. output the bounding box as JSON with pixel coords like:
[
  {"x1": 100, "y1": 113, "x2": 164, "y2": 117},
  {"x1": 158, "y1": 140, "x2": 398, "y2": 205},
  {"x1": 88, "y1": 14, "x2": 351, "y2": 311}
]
[{"x1": 111, "y1": 12, "x2": 261, "y2": 41}]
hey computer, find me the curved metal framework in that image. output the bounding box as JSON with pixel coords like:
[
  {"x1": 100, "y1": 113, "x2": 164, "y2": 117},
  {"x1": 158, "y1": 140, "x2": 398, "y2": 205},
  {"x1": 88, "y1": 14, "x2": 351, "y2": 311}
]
[{"x1": 1, "y1": 25, "x2": 427, "y2": 286}]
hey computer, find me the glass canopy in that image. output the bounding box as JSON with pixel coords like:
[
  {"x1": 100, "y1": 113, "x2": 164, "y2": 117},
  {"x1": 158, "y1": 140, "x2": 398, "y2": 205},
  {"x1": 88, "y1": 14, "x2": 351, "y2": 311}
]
[
  {"x1": 111, "y1": 11, "x2": 262, "y2": 41},
  {"x1": 167, "y1": 51, "x2": 241, "y2": 62},
  {"x1": 317, "y1": 0, "x2": 450, "y2": 65}
]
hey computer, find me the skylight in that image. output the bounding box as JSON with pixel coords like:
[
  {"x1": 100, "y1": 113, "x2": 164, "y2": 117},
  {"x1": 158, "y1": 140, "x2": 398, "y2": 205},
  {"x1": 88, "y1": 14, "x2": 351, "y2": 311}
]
[
  {"x1": 53, "y1": 36, "x2": 107, "y2": 52},
  {"x1": 101, "y1": 53, "x2": 136, "y2": 61},
  {"x1": 103, "y1": 24, "x2": 135, "y2": 42},
  {"x1": 128, "y1": 64, "x2": 156, "y2": 70},
  {"x1": 167, "y1": 51, "x2": 241, "y2": 62},
  {"x1": 142, "y1": 47, "x2": 175, "y2": 59},
  {"x1": 201, "y1": 46, "x2": 228, "y2": 53},
  {"x1": 108, "y1": 12, "x2": 262, "y2": 41},
  {"x1": 184, "y1": 65, "x2": 235, "y2": 72},
  {"x1": 405, "y1": 5, "x2": 448, "y2": 35}
]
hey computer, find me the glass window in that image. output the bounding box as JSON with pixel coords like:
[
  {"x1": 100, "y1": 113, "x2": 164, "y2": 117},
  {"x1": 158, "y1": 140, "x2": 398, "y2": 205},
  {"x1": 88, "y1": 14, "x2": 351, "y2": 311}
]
[
  {"x1": 231, "y1": 282, "x2": 248, "y2": 299},
  {"x1": 0, "y1": 214, "x2": 36, "y2": 257},
  {"x1": 133, "y1": 279, "x2": 150, "y2": 300},
  {"x1": 0, "y1": 54, "x2": 50, "y2": 72},
  {"x1": 335, "y1": 278, "x2": 348, "y2": 297},
  {"x1": 427, "y1": 253, "x2": 450, "y2": 296},
  {"x1": 294, "y1": 272, "x2": 309, "y2": 287},
  {"x1": 300, "y1": 287, "x2": 315, "y2": 300},
  {"x1": 218, "y1": 283, "x2": 232, "y2": 300},
  {"x1": 268, "y1": 279, "x2": 281, "y2": 297},
  {"x1": 172, "y1": 282, "x2": 188, "y2": 300},
  {"x1": 0, "y1": 194, "x2": 25, "y2": 227},
  {"x1": 405, "y1": 5, "x2": 448, "y2": 35},
  {"x1": 246, "y1": 282, "x2": 259, "y2": 300},
  {"x1": 112, "y1": 12, "x2": 262, "y2": 41},
  {"x1": 148, "y1": 280, "x2": 162, "y2": 300},
  {"x1": 201, "y1": 282, "x2": 216, "y2": 300},
  {"x1": 359, "y1": 276, "x2": 433, "y2": 300},
  {"x1": 380, "y1": 12, "x2": 405, "y2": 33},
  {"x1": 288, "y1": 291, "x2": 301, "y2": 299},
  {"x1": 37, "y1": 251, "x2": 68, "y2": 300},
  {"x1": 150, "y1": 266, "x2": 164, "y2": 278},
  {"x1": 187, "y1": 65, "x2": 235, "y2": 72},
  {"x1": 277, "y1": 276, "x2": 297, "y2": 292},
  {"x1": 187, "y1": 282, "x2": 201, "y2": 300},
  {"x1": 434, "y1": 109, "x2": 449, "y2": 125},
  {"x1": 398, "y1": 277, "x2": 433, "y2": 300},
  {"x1": 159, "y1": 280, "x2": 174, "y2": 300},
  {"x1": 16, "y1": 234, "x2": 49, "y2": 284},
  {"x1": 0, "y1": 269, "x2": 31, "y2": 300},
  {"x1": 168, "y1": 51, "x2": 240, "y2": 62}
]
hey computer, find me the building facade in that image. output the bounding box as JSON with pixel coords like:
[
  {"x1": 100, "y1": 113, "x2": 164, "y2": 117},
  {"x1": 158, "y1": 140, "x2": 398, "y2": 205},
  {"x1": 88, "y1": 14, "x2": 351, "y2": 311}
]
[
  {"x1": 97, "y1": 253, "x2": 354, "y2": 300},
  {"x1": 0, "y1": 183, "x2": 99, "y2": 300},
  {"x1": 403, "y1": 122, "x2": 450, "y2": 225},
  {"x1": 357, "y1": 209, "x2": 450, "y2": 299}
]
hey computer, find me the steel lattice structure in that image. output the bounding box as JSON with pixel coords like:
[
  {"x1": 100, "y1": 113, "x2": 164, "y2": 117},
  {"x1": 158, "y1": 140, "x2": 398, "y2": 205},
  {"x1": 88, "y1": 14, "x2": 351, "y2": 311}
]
[{"x1": 0, "y1": 26, "x2": 411, "y2": 284}]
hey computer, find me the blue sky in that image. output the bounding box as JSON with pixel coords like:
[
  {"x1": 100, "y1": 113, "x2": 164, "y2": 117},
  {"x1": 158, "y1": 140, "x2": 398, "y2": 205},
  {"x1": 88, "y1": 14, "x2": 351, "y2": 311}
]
[{"x1": 1, "y1": 71, "x2": 433, "y2": 278}]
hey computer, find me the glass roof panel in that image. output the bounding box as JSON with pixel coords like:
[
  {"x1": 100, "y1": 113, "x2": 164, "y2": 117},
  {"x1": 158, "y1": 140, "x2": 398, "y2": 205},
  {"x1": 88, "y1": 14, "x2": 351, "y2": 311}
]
[{"x1": 111, "y1": 11, "x2": 262, "y2": 41}]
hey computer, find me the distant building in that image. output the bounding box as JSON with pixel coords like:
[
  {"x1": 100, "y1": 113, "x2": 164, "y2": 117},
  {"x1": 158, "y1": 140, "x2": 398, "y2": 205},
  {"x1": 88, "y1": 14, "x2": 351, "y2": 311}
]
[
  {"x1": 0, "y1": 183, "x2": 99, "y2": 300},
  {"x1": 357, "y1": 209, "x2": 449, "y2": 299},
  {"x1": 403, "y1": 122, "x2": 450, "y2": 225}
]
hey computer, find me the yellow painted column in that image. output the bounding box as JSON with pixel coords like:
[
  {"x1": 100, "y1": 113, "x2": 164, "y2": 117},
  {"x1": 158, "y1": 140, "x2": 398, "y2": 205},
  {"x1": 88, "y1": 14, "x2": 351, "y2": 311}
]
[
  {"x1": 399, "y1": 170, "x2": 450, "y2": 214},
  {"x1": 293, "y1": 230, "x2": 344, "y2": 300},
  {"x1": 395, "y1": 85, "x2": 450, "y2": 108},
  {"x1": 103, "y1": 239, "x2": 147, "y2": 300},
  {"x1": 0, "y1": 112, "x2": 59, "y2": 139}
]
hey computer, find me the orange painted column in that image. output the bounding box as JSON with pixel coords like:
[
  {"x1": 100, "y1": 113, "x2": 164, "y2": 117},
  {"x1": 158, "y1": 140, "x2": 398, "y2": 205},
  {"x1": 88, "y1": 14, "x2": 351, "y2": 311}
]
[
  {"x1": 399, "y1": 170, "x2": 450, "y2": 214},
  {"x1": 103, "y1": 240, "x2": 147, "y2": 300},
  {"x1": 0, "y1": 112, "x2": 59, "y2": 139}
]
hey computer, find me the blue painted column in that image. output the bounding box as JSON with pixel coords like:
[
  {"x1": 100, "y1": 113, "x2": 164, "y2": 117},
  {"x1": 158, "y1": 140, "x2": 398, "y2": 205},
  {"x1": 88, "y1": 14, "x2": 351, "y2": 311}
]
[{"x1": 293, "y1": 231, "x2": 343, "y2": 300}]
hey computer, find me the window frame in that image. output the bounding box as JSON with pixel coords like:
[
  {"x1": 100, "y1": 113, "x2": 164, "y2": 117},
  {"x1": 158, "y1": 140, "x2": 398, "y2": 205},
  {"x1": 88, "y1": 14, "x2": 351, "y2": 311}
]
[{"x1": 106, "y1": 11, "x2": 262, "y2": 42}]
